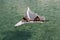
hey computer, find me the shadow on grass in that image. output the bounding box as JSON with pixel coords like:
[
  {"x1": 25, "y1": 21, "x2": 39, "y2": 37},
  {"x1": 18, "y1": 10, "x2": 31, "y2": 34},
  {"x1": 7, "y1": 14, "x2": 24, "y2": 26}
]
[{"x1": 2, "y1": 30, "x2": 32, "y2": 40}]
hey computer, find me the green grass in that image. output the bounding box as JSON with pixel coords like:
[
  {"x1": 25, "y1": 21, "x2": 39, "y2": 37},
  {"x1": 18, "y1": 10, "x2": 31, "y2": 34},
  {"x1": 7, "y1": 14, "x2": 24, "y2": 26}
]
[{"x1": 0, "y1": 0, "x2": 60, "y2": 40}]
